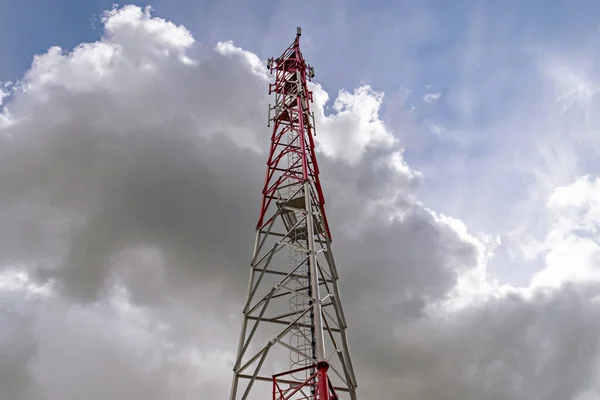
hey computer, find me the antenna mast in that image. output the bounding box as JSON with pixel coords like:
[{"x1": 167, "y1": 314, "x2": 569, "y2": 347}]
[{"x1": 230, "y1": 27, "x2": 358, "y2": 400}]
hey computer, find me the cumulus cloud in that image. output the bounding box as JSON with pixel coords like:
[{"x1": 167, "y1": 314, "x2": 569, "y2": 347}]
[
  {"x1": 423, "y1": 91, "x2": 442, "y2": 104},
  {"x1": 369, "y1": 282, "x2": 600, "y2": 400},
  {"x1": 312, "y1": 85, "x2": 397, "y2": 164},
  {"x1": 1, "y1": 4, "x2": 599, "y2": 400},
  {"x1": 528, "y1": 175, "x2": 600, "y2": 289}
]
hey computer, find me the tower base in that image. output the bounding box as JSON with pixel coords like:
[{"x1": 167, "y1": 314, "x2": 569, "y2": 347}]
[{"x1": 272, "y1": 362, "x2": 339, "y2": 400}]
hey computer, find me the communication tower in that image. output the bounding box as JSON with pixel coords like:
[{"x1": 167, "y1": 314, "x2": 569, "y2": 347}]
[{"x1": 230, "y1": 27, "x2": 358, "y2": 400}]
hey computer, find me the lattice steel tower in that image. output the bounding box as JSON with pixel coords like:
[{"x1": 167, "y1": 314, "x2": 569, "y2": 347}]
[{"x1": 229, "y1": 28, "x2": 358, "y2": 400}]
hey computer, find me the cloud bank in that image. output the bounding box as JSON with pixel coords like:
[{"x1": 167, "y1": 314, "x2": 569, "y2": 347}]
[{"x1": 1, "y1": 5, "x2": 599, "y2": 400}]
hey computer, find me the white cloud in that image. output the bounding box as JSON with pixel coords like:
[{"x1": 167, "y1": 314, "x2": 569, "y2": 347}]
[
  {"x1": 313, "y1": 84, "x2": 397, "y2": 164},
  {"x1": 428, "y1": 122, "x2": 445, "y2": 135},
  {"x1": 528, "y1": 175, "x2": 600, "y2": 289},
  {"x1": 423, "y1": 91, "x2": 442, "y2": 104},
  {"x1": 0, "y1": 269, "x2": 53, "y2": 298}
]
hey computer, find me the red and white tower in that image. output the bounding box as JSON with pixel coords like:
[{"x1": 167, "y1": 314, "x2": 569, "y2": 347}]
[{"x1": 230, "y1": 27, "x2": 358, "y2": 400}]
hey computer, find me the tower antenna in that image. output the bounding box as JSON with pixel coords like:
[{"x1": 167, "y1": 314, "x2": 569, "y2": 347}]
[{"x1": 230, "y1": 27, "x2": 358, "y2": 400}]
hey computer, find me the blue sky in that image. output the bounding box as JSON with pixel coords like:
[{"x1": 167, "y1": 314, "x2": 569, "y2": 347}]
[
  {"x1": 4, "y1": 0, "x2": 599, "y2": 92},
  {"x1": 3, "y1": 0, "x2": 600, "y2": 286},
  {"x1": 2, "y1": 0, "x2": 597, "y2": 113}
]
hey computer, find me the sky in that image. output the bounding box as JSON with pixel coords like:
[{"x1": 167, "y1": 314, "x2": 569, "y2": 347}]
[{"x1": 2, "y1": 1, "x2": 600, "y2": 399}]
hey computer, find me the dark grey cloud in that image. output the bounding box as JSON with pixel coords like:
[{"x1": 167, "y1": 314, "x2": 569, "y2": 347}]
[
  {"x1": 0, "y1": 297, "x2": 35, "y2": 400},
  {"x1": 359, "y1": 283, "x2": 600, "y2": 400}
]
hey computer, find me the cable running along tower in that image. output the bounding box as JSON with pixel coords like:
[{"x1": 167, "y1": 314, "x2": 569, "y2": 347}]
[{"x1": 229, "y1": 28, "x2": 358, "y2": 400}]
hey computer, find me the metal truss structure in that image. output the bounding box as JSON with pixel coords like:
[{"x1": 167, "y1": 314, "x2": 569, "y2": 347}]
[{"x1": 229, "y1": 27, "x2": 358, "y2": 400}]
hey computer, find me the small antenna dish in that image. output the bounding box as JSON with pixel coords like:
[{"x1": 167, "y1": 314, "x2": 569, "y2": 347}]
[{"x1": 297, "y1": 27, "x2": 302, "y2": 36}]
